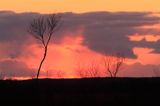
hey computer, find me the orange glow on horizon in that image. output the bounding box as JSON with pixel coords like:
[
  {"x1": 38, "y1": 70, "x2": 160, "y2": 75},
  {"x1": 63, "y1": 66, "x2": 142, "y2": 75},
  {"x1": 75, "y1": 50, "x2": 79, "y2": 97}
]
[{"x1": 15, "y1": 33, "x2": 160, "y2": 79}]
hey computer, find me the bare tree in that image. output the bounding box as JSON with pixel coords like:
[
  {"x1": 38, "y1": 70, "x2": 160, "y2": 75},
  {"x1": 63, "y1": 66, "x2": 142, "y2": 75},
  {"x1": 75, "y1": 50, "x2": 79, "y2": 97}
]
[
  {"x1": 28, "y1": 14, "x2": 61, "y2": 79},
  {"x1": 103, "y1": 53, "x2": 125, "y2": 78},
  {"x1": 87, "y1": 62, "x2": 101, "y2": 77},
  {"x1": 56, "y1": 70, "x2": 65, "y2": 78},
  {"x1": 75, "y1": 62, "x2": 88, "y2": 78},
  {"x1": 50, "y1": 69, "x2": 65, "y2": 78},
  {"x1": 76, "y1": 60, "x2": 101, "y2": 78}
]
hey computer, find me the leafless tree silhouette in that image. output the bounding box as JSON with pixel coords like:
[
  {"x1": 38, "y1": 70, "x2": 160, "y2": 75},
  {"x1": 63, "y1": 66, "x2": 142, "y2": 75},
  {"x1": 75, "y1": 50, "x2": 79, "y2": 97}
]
[
  {"x1": 28, "y1": 14, "x2": 61, "y2": 79},
  {"x1": 87, "y1": 62, "x2": 101, "y2": 77},
  {"x1": 56, "y1": 70, "x2": 65, "y2": 78},
  {"x1": 50, "y1": 69, "x2": 65, "y2": 78},
  {"x1": 76, "y1": 62, "x2": 88, "y2": 78},
  {"x1": 76, "y1": 61, "x2": 101, "y2": 78},
  {"x1": 103, "y1": 53, "x2": 125, "y2": 77}
]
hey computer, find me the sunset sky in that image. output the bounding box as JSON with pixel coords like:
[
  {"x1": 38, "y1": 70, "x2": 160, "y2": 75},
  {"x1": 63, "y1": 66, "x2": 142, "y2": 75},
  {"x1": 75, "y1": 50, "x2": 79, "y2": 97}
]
[
  {"x1": 0, "y1": 0, "x2": 160, "y2": 79},
  {"x1": 1, "y1": 0, "x2": 160, "y2": 13}
]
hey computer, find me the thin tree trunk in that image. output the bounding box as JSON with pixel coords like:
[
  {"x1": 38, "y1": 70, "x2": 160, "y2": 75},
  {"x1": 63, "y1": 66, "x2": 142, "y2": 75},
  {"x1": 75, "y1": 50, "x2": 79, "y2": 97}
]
[
  {"x1": 108, "y1": 70, "x2": 113, "y2": 78},
  {"x1": 36, "y1": 46, "x2": 48, "y2": 79}
]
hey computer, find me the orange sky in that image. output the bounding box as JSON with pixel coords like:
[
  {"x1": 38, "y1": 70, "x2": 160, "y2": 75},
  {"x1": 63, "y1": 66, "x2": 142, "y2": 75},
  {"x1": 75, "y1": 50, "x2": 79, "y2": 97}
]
[{"x1": 0, "y1": 0, "x2": 160, "y2": 13}]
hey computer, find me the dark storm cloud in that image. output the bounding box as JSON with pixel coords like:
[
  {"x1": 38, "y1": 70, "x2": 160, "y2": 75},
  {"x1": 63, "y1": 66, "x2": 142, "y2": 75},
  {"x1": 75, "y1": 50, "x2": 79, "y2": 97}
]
[
  {"x1": 0, "y1": 11, "x2": 41, "y2": 58},
  {"x1": 0, "y1": 11, "x2": 160, "y2": 59},
  {"x1": 59, "y1": 12, "x2": 160, "y2": 58},
  {"x1": 133, "y1": 39, "x2": 160, "y2": 54},
  {"x1": 0, "y1": 11, "x2": 39, "y2": 41}
]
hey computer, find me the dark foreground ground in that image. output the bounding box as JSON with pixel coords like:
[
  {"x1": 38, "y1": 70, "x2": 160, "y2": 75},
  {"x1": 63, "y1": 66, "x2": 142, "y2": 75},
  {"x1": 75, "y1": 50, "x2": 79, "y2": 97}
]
[{"x1": 0, "y1": 78, "x2": 160, "y2": 106}]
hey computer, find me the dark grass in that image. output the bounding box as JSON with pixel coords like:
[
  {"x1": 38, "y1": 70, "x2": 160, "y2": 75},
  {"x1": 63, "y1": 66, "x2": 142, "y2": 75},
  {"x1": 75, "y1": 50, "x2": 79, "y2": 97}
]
[{"x1": 0, "y1": 78, "x2": 160, "y2": 106}]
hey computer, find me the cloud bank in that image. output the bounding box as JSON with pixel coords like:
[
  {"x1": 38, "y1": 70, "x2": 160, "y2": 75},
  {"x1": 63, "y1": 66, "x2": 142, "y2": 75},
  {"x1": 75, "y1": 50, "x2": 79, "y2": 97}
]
[{"x1": 1, "y1": 11, "x2": 160, "y2": 58}]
